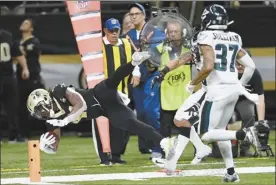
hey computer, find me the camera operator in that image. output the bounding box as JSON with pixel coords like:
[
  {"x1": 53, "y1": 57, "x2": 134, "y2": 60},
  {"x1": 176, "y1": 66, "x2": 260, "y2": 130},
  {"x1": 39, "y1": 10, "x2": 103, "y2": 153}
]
[{"x1": 235, "y1": 49, "x2": 266, "y2": 156}]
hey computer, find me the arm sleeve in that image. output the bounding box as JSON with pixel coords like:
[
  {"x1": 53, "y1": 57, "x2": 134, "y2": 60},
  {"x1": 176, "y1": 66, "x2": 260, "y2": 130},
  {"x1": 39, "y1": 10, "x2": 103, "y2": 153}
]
[
  {"x1": 238, "y1": 53, "x2": 255, "y2": 85},
  {"x1": 251, "y1": 69, "x2": 264, "y2": 95}
]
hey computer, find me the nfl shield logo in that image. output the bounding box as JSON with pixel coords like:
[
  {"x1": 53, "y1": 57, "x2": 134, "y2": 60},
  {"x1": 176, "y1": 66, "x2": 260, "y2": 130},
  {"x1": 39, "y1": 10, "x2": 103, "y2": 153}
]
[{"x1": 77, "y1": 0, "x2": 88, "y2": 9}]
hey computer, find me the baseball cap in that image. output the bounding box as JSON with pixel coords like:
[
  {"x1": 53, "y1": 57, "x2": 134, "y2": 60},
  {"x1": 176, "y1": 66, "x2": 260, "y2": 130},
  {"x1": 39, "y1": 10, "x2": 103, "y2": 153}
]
[
  {"x1": 104, "y1": 18, "x2": 121, "y2": 31},
  {"x1": 128, "y1": 3, "x2": 146, "y2": 15}
]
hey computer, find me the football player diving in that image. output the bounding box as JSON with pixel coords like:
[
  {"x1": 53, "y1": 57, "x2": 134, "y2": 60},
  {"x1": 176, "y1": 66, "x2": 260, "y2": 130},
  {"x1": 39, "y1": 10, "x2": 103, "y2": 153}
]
[{"x1": 26, "y1": 52, "x2": 179, "y2": 164}]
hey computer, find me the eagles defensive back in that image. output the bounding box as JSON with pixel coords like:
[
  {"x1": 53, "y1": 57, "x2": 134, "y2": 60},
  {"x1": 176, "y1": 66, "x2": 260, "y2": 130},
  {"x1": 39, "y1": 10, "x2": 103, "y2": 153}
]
[{"x1": 165, "y1": 5, "x2": 261, "y2": 182}]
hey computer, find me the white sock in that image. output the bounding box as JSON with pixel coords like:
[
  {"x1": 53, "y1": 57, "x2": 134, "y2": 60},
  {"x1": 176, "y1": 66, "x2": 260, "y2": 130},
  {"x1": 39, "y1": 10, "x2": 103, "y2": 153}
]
[
  {"x1": 201, "y1": 129, "x2": 237, "y2": 142},
  {"x1": 189, "y1": 126, "x2": 205, "y2": 151},
  {"x1": 176, "y1": 135, "x2": 190, "y2": 157},
  {"x1": 217, "y1": 141, "x2": 235, "y2": 169}
]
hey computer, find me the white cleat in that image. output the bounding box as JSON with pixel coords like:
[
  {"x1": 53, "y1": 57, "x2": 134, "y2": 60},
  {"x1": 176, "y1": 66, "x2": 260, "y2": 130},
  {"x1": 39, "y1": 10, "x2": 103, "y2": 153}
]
[
  {"x1": 223, "y1": 172, "x2": 240, "y2": 183},
  {"x1": 191, "y1": 145, "x2": 212, "y2": 165},
  {"x1": 244, "y1": 126, "x2": 261, "y2": 154}
]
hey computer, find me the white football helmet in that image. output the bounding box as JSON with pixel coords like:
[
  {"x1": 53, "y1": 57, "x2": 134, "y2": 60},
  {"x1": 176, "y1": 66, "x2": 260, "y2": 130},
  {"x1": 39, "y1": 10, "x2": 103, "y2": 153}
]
[{"x1": 27, "y1": 89, "x2": 54, "y2": 120}]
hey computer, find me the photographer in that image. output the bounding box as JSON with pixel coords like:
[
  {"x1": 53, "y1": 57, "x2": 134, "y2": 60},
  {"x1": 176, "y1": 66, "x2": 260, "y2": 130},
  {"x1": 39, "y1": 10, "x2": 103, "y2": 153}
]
[{"x1": 235, "y1": 49, "x2": 266, "y2": 156}]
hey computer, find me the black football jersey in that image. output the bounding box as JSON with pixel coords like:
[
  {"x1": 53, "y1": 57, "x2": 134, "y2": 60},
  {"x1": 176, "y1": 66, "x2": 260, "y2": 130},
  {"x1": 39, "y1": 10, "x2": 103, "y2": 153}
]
[
  {"x1": 16, "y1": 36, "x2": 41, "y2": 74},
  {"x1": 0, "y1": 29, "x2": 22, "y2": 76},
  {"x1": 46, "y1": 84, "x2": 103, "y2": 131}
]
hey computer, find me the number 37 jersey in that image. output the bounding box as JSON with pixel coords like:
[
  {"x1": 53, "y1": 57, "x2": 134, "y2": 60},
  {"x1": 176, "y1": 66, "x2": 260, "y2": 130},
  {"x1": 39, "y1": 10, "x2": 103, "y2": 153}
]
[{"x1": 197, "y1": 30, "x2": 242, "y2": 86}]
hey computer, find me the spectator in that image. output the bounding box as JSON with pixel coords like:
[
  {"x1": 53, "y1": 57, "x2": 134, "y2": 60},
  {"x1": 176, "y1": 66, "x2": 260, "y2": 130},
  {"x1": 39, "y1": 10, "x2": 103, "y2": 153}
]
[
  {"x1": 121, "y1": 13, "x2": 135, "y2": 35},
  {"x1": 125, "y1": 3, "x2": 146, "y2": 51}
]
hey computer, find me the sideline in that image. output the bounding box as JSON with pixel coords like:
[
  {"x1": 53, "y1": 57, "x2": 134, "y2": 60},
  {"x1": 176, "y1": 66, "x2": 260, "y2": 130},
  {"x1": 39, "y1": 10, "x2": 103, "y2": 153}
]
[{"x1": 2, "y1": 166, "x2": 275, "y2": 185}]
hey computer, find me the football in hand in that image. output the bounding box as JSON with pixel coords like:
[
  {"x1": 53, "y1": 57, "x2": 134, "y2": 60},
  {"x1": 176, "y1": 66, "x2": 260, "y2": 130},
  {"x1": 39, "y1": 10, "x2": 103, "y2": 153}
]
[{"x1": 45, "y1": 131, "x2": 60, "y2": 152}]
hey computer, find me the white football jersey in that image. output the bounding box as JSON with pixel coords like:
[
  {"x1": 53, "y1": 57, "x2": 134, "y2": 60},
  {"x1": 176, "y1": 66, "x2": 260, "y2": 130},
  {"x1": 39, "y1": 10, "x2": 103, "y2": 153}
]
[{"x1": 197, "y1": 30, "x2": 242, "y2": 86}]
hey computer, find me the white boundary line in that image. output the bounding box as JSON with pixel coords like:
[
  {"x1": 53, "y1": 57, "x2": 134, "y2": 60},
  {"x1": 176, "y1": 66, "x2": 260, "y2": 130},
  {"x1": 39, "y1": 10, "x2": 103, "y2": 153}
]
[
  {"x1": 1, "y1": 166, "x2": 275, "y2": 185},
  {"x1": 1, "y1": 161, "x2": 246, "y2": 174},
  {"x1": 2, "y1": 169, "x2": 87, "y2": 175}
]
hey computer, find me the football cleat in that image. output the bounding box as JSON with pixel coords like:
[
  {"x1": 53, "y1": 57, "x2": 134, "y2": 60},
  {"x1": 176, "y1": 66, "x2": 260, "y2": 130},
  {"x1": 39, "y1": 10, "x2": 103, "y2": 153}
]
[
  {"x1": 244, "y1": 126, "x2": 261, "y2": 154},
  {"x1": 223, "y1": 172, "x2": 240, "y2": 183},
  {"x1": 191, "y1": 145, "x2": 212, "y2": 165},
  {"x1": 152, "y1": 157, "x2": 165, "y2": 168}
]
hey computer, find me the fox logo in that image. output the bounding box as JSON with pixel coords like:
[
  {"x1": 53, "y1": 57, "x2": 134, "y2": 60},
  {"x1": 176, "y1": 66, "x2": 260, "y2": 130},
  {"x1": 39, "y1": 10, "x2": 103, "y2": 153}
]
[{"x1": 167, "y1": 72, "x2": 185, "y2": 86}]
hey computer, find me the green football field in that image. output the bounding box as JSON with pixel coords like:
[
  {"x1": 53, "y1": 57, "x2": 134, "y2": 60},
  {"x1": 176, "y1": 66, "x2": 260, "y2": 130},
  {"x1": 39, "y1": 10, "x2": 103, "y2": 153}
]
[{"x1": 1, "y1": 131, "x2": 275, "y2": 185}]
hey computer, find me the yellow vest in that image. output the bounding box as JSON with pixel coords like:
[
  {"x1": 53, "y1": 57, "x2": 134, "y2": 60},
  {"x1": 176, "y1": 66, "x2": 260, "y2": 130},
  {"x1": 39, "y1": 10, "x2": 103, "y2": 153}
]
[
  {"x1": 156, "y1": 43, "x2": 191, "y2": 110},
  {"x1": 103, "y1": 38, "x2": 132, "y2": 94}
]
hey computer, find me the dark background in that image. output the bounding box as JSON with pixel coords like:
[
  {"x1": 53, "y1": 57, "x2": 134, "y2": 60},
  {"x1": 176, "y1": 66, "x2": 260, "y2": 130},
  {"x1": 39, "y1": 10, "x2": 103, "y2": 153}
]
[{"x1": 0, "y1": 6, "x2": 275, "y2": 54}]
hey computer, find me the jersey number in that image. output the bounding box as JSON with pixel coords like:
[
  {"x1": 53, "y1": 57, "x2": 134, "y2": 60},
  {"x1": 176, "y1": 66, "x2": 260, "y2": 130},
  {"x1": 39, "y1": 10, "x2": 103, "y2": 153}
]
[
  {"x1": 214, "y1": 44, "x2": 238, "y2": 72},
  {"x1": 0, "y1": 43, "x2": 11, "y2": 63}
]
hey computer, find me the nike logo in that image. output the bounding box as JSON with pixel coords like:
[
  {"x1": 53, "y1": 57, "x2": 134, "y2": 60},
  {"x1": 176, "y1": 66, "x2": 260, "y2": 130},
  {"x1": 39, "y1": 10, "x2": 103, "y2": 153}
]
[{"x1": 154, "y1": 159, "x2": 164, "y2": 164}]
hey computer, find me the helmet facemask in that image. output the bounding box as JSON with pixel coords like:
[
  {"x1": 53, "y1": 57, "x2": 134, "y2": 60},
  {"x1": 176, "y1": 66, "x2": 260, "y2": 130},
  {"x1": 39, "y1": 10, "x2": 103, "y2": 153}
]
[
  {"x1": 32, "y1": 100, "x2": 53, "y2": 120},
  {"x1": 27, "y1": 89, "x2": 54, "y2": 120}
]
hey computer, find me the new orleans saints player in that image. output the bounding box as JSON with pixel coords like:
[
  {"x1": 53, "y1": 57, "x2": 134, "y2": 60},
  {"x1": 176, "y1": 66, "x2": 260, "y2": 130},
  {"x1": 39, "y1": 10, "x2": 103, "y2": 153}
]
[
  {"x1": 0, "y1": 29, "x2": 29, "y2": 142},
  {"x1": 27, "y1": 52, "x2": 178, "y2": 162}
]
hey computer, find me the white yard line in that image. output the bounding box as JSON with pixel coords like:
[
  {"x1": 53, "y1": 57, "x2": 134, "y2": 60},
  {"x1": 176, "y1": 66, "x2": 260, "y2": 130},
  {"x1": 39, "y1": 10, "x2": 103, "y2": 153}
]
[{"x1": 1, "y1": 166, "x2": 275, "y2": 185}]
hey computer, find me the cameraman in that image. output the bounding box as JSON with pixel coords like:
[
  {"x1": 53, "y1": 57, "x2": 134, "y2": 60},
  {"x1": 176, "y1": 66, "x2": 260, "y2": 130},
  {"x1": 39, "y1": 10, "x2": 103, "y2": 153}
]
[{"x1": 235, "y1": 49, "x2": 266, "y2": 156}]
